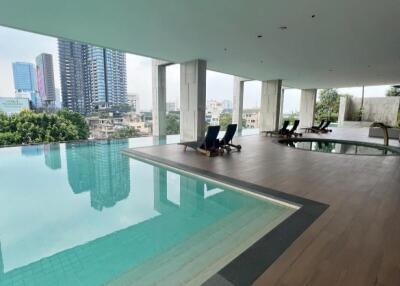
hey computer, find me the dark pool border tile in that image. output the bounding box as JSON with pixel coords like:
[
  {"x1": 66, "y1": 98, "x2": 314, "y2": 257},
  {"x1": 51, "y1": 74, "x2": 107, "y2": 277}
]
[{"x1": 122, "y1": 148, "x2": 329, "y2": 286}]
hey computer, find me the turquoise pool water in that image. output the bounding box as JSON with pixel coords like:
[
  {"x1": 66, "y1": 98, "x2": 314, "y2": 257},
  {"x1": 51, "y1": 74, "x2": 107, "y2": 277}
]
[{"x1": 0, "y1": 137, "x2": 295, "y2": 286}]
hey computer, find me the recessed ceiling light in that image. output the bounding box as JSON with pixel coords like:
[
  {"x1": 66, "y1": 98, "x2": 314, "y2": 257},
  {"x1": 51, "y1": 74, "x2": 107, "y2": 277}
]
[
  {"x1": 257, "y1": 35, "x2": 263, "y2": 38},
  {"x1": 279, "y1": 26, "x2": 288, "y2": 30}
]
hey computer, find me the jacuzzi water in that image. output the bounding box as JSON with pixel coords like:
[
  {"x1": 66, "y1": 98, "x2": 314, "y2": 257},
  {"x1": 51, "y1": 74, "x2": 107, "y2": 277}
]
[{"x1": 279, "y1": 138, "x2": 400, "y2": 155}]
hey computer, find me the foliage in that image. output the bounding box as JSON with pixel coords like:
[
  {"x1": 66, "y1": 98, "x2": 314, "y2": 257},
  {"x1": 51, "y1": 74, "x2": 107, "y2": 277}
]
[
  {"x1": 166, "y1": 112, "x2": 180, "y2": 135},
  {"x1": 219, "y1": 112, "x2": 246, "y2": 130},
  {"x1": 282, "y1": 112, "x2": 299, "y2": 124},
  {"x1": 0, "y1": 109, "x2": 89, "y2": 146},
  {"x1": 219, "y1": 113, "x2": 232, "y2": 131},
  {"x1": 315, "y1": 89, "x2": 341, "y2": 123},
  {"x1": 386, "y1": 87, "x2": 400, "y2": 97},
  {"x1": 109, "y1": 126, "x2": 139, "y2": 139}
]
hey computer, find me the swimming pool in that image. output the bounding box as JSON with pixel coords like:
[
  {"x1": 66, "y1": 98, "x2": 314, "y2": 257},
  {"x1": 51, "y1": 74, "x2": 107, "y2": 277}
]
[
  {"x1": 0, "y1": 138, "x2": 297, "y2": 285},
  {"x1": 278, "y1": 138, "x2": 400, "y2": 156}
]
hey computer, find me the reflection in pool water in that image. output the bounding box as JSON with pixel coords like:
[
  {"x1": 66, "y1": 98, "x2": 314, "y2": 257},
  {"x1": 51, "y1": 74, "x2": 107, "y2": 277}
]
[
  {"x1": 279, "y1": 139, "x2": 400, "y2": 155},
  {"x1": 0, "y1": 137, "x2": 295, "y2": 285}
]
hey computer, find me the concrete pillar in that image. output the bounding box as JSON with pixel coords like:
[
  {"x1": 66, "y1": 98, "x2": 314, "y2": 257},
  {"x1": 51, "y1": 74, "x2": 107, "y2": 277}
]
[
  {"x1": 152, "y1": 60, "x2": 167, "y2": 137},
  {"x1": 180, "y1": 59, "x2": 207, "y2": 142},
  {"x1": 338, "y1": 96, "x2": 350, "y2": 127},
  {"x1": 232, "y1": 77, "x2": 245, "y2": 134},
  {"x1": 299, "y1": 89, "x2": 317, "y2": 128},
  {"x1": 279, "y1": 88, "x2": 285, "y2": 127},
  {"x1": 260, "y1": 80, "x2": 282, "y2": 132}
]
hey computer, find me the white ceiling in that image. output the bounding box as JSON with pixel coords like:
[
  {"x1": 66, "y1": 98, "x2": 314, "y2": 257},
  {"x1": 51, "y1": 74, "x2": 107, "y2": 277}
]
[{"x1": 0, "y1": 0, "x2": 399, "y2": 88}]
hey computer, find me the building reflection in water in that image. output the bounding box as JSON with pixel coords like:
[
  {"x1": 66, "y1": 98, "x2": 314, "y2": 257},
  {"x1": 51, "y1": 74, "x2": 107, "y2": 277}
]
[
  {"x1": 20, "y1": 145, "x2": 44, "y2": 157},
  {"x1": 44, "y1": 144, "x2": 61, "y2": 170},
  {"x1": 66, "y1": 140, "x2": 131, "y2": 211}
]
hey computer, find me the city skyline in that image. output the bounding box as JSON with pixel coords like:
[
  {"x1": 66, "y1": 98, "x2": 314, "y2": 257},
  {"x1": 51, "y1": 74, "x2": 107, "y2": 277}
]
[{"x1": 0, "y1": 25, "x2": 392, "y2": 114}]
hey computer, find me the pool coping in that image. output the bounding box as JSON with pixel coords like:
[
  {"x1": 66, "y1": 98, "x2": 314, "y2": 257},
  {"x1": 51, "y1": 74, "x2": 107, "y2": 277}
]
[{"x1": 122, "y1": 148, "x2": 329, "y2": 286}]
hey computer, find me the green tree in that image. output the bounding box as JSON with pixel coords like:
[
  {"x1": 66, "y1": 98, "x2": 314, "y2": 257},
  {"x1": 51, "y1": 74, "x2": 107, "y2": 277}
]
[
  {"x1": 56, "y1": 109, "x2": 89, "y2": 139},
  {"x1": 283, "y1": 112, "x2": 299, "y2": 124},
  {"x1": 0, "y1": 110, "x2": 89, "y2": 146},
  {"x1": 315, "y1": 89, "x2": 341, "y2": 123},
  {"x1": 166, "y1": 112, "x2": 180, "y2": 135},
  {"x1": 219, "y1": 113, "x2": 232, "y2": 131},
  {"x1": 386, "y1": 86, "x2": 400, "y2": 97}
]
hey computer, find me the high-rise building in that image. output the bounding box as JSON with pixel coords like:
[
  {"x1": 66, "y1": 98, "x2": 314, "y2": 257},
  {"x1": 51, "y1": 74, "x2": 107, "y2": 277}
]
[
  {"x1": 12, "y1": 62, "x2": 37, "y2": 91},
  {"x1": 58, "y1": 40, "x2": 87, "y2": 114},
  {"x1": 36, "y1": 53, "x2": 56, "y2": 108},
  {"x1": 12, "y1": 62, "x2": 39, "y2": 108},
  {"x1": 58, "y1": 40, "x2": 127, "y2": 115},
  {"x1": 127, "y1": 94, "x2": 139, "y2": 112}
]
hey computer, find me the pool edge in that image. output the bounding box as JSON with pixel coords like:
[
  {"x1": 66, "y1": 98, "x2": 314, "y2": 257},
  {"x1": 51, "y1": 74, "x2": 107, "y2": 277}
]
[{"x1": 122, "y1": 147, "x2": 329, "y2": 286}]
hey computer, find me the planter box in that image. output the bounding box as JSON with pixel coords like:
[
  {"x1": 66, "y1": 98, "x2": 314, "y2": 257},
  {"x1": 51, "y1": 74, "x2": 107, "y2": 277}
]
[{"x1": 369, "y1": 127, "x2": 400, "y2": 139}]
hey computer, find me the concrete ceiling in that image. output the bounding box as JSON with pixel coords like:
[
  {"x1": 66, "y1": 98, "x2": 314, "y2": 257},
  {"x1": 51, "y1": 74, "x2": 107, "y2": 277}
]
[{"x1": 0, "y1": 0, "x2": 399, "y2": 88}]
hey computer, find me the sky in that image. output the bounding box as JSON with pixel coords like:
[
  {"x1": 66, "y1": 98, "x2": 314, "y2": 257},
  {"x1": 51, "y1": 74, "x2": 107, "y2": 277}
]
[{"x1": 0, "y1": 26, "x2": 392, "y2": 114}]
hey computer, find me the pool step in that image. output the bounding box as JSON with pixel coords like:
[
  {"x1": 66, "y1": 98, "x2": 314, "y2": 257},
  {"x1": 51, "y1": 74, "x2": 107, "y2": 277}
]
[{"x1": 107, "y1": 204, "x2": 293, "y2": 286}]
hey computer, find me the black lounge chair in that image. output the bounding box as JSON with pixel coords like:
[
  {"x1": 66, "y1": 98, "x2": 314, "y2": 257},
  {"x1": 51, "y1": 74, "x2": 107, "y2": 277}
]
[
  {"x1": 219, "y1": 124, "x2": 241, "y2": 153},
  {"x1": 305, "y1": 120, "x2": 325, "y2": 133},
  {"x1": 319, "y1": 120, "x2": 332, "y2": 133},
  {"x1": 179, "y1": 125, "x2": 221, "y2": 157},
  {"x1": 282, "y1": 119, "x2": 302, "y2": 137},
  {"x1": 264, "y1": 120, "x2": 290, "y2": 136}
]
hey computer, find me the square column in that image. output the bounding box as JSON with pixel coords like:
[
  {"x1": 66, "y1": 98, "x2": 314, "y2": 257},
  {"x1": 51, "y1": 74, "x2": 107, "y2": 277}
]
[
  {"x1": 299, "y1": 89, "x2": 317, "y2": 128},
  {"x1": 260, "y1": 80, "x2": 282, "y2": 132},
  {"x1": 180, "y1": 59, "x2": 207, "y2": 142},
  {"x1": 152, "y1": 60, "x2": 168, "y2": 137},
  {"x1": 232, "y1": 77, "x2": 245, "y2": 134}
]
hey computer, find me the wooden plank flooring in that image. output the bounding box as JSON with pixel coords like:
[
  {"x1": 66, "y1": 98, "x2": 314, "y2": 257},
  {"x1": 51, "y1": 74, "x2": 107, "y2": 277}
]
[{"x1": 127, "y1": 128, "x2": 400, "y2": 286}]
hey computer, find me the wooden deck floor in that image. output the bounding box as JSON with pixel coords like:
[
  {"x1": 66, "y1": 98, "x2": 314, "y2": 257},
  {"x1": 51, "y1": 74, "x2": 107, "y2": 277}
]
[{"x1": 127, "y1": 128, "x2": 400, "y2": 286}]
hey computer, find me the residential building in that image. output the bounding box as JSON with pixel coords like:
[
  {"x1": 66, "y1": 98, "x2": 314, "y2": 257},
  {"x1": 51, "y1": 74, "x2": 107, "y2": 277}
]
[
  {"x1": 127, "y1": 94, "x2": 139, "y2": 112},
  {"x1": 58, "y1": 40, "x2": 127, "y2": 115},
  {"x1": 58, "y1": 40, "x2": 87, "y2": 114},
  {"x1": 123, "y1": 112, "x2": 152, "y2": 134},
  {"x1": 243, "y1": 108, "x2": 260, "y2": 128},
  {"x1": 12, "y1": 62, "x2": 39, "y2": 107},
  {"x1": 35, "y1": 53, "x2": 56, "y2": 108},
  {"x1": 206, "y1": 100, "x2": 224, "y2": 125},
  {"x1": 166, "y1": 101, "x2": 177, "y2": 112}
]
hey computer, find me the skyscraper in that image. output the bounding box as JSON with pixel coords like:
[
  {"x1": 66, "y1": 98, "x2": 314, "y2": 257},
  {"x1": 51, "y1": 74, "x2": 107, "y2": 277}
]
[
  {"x1": 58, "y1": 40, "x2": 127, "y2": 115},
  {"x1": 36, "y1": 53, "x2": 56, "y2": 108},
  {"x1": 12, "y1": 62, "x2": 39, "y2": 107}
]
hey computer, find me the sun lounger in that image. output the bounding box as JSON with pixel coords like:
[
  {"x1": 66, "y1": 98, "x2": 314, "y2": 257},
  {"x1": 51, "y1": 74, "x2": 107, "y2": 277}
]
[
  {"x1": 179, "y1": 125, "x2": 221, "y2": 157},
  {"x1": 304, "y1": 120, "x2": 325, "y2": 133},
  {"x1": 219, "y1": 124, "x2": 241, "y2": 153},
  {"x1": 282, "y1": 119, "x2": 302, "y2": 138},
  {"x1": 264, "y1": 120, "x2": 290, "y2": 136}
]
